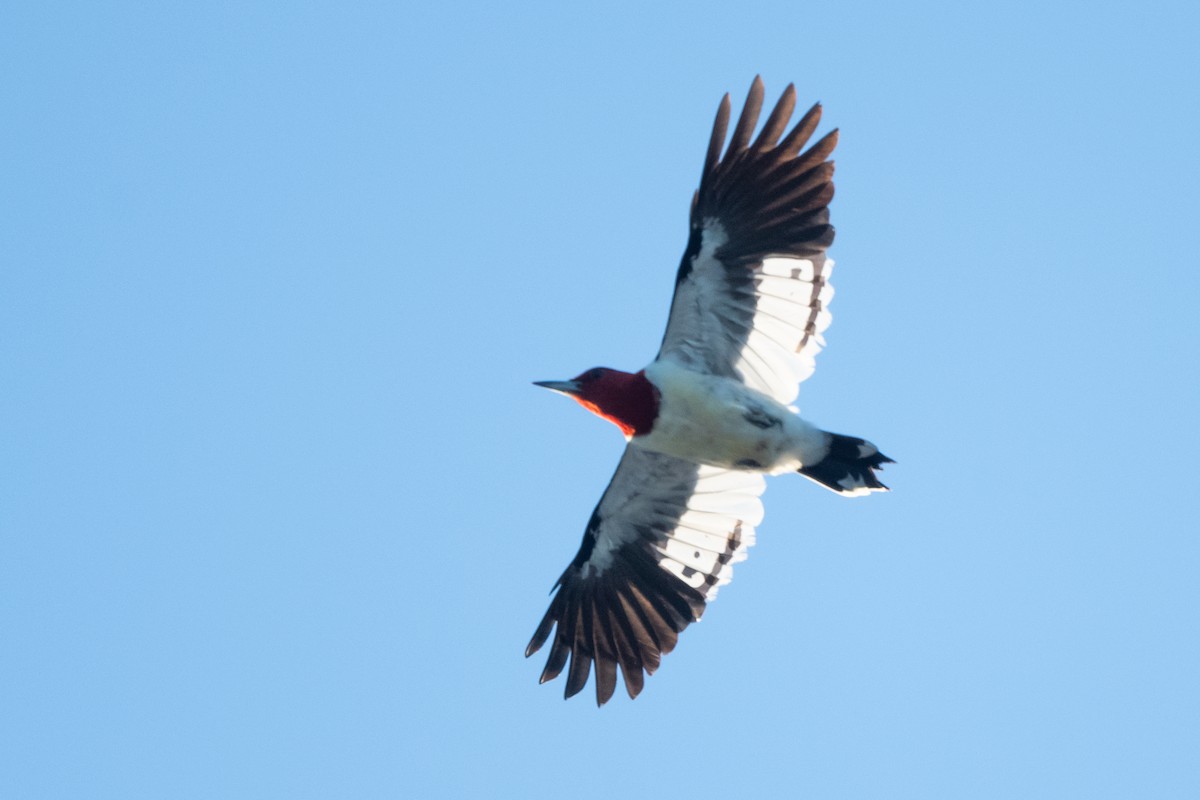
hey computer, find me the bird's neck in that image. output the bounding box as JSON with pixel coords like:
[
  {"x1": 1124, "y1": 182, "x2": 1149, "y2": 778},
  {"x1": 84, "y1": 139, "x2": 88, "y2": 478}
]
[{"x1": 578, "y1": 370, "x2": 660, "y2": 438}]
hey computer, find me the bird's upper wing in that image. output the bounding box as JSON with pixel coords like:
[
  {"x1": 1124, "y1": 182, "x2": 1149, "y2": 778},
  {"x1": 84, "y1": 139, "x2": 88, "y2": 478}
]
[
  {"x1": 526, "y1": 445, "x2": 765, "y2": 706},
  {"x1": 658, "y1": 77, "x2": 838, "y2": 405}
]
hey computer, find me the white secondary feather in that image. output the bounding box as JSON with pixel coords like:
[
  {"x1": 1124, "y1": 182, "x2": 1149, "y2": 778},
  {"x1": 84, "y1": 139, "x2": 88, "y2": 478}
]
[
  {"x1": 659, "y1": 220, "x2": 835, "y2": 406},
  {"x1": 581, "y1": 448, "x2": 765, "y2": 599},
  {"x1": 655, "y1": 464, "x2": 764, "y2": 597}
]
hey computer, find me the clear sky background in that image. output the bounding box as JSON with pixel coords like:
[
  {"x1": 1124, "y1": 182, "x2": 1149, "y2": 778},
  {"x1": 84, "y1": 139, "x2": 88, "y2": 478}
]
[{"x1": 3, "y1": 1, "x2": 1198, "y2": 798}]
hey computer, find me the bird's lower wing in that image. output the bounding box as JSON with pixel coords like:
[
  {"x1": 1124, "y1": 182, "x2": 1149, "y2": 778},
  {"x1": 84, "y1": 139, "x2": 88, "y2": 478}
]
[{"x1": 526, "y1": 447, "x2": 765, "y2": 705}]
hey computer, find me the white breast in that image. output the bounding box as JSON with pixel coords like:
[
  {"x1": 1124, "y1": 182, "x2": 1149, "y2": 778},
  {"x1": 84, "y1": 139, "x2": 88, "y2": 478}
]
[{"x1": 635, "y1": 359, "x2": 826, "y2": 472}]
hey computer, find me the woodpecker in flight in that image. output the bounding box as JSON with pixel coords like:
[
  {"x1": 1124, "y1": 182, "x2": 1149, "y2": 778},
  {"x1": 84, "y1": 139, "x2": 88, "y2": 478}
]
[{"x1": 527, "y1": 77, "x2": 892, "y2": 706}]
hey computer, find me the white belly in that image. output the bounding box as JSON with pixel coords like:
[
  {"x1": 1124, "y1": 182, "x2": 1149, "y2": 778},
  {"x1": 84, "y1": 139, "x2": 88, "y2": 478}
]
[{"x1": 635, "y1": 360, "x2": 827, "y2": 472}]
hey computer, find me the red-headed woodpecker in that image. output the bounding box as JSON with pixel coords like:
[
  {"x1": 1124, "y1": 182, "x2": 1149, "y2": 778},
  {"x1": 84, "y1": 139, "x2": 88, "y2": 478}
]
[{"x1": 527, "y1": 77, "x2": 893, "y2": 706}]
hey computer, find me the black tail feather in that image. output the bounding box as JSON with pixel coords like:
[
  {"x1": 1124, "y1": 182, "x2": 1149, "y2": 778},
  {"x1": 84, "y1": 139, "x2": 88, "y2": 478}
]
[{"x1": 799, "y1": 432, "x2": 892, "y2": 496}]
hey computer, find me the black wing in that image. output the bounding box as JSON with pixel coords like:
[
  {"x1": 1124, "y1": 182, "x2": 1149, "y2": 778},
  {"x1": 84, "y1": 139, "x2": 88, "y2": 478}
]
[
  {"x1": 659, "y1": 76, "x2": 838, "y2": 404},
  {"x1": 526, "y1": 447, "x2": 765, "y2": 705}
]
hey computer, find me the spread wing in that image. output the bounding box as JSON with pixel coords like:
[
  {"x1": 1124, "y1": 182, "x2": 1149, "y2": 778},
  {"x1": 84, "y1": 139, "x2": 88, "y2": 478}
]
[
  {"x1": 526, "y1": 446, "x2": 765, "y2": 706},
  {"x1": 658, "y1": 76, "x2": 838, "y2": 405}
]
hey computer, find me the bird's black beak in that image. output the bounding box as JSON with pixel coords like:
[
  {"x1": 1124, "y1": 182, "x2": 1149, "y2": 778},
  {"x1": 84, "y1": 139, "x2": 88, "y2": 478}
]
[{"x1": 533, "y1": 379, "x2": 582, "y2": 397}]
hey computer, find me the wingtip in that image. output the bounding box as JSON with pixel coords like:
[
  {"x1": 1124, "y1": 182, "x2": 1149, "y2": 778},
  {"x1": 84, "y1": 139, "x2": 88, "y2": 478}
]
[
  {"x1": 712, "y1": 91, "x2": 732, "y2": 135},
  {"x1": 595, "y1": 683, "x2": 615, "y2": 707}
]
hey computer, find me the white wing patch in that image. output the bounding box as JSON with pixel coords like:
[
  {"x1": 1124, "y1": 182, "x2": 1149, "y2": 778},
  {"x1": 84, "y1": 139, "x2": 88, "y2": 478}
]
[
  {"x1": 652, "y1": 465, "x2": 765, "y2": 599},
  {"x1": 735, "y1": 255, "x2": 834, "y2": 404},
  {"x1": 675, "y1": 219, "x2": 835, "y2": 406}
]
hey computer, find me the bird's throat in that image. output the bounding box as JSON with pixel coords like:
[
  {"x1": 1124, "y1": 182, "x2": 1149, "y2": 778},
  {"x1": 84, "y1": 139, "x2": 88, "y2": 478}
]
[{"x1": 575, "y1": 370, "x2": 660, "y2": 438}]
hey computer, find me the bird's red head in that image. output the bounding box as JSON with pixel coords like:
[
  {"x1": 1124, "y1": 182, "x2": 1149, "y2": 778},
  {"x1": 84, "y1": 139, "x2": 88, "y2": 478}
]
[{"x1": 534, "y1": 367, "x2": 659, "y2": 438}]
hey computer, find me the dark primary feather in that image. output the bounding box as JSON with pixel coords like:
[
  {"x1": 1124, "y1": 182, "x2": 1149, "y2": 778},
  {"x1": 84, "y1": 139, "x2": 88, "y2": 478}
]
[{"x1": 692, "y1": 75, "x2": 836, "y2": 271}]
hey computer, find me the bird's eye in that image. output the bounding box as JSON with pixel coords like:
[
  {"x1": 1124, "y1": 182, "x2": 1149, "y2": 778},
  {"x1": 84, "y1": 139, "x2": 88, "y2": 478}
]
[{"x1": 585, "y1": 368, "x2": 604, "y2": 381}]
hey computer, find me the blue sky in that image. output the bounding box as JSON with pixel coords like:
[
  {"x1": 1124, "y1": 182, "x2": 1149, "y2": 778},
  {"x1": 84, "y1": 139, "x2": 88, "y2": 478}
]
[{"x1": 3, "y1": 1, "x2": 1198, "y2": 797}]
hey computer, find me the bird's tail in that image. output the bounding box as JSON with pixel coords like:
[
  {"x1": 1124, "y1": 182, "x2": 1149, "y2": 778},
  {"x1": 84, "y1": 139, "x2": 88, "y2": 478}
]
[{"x1": 799, "y1": 432, "x2": 893, "y2": 496}]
